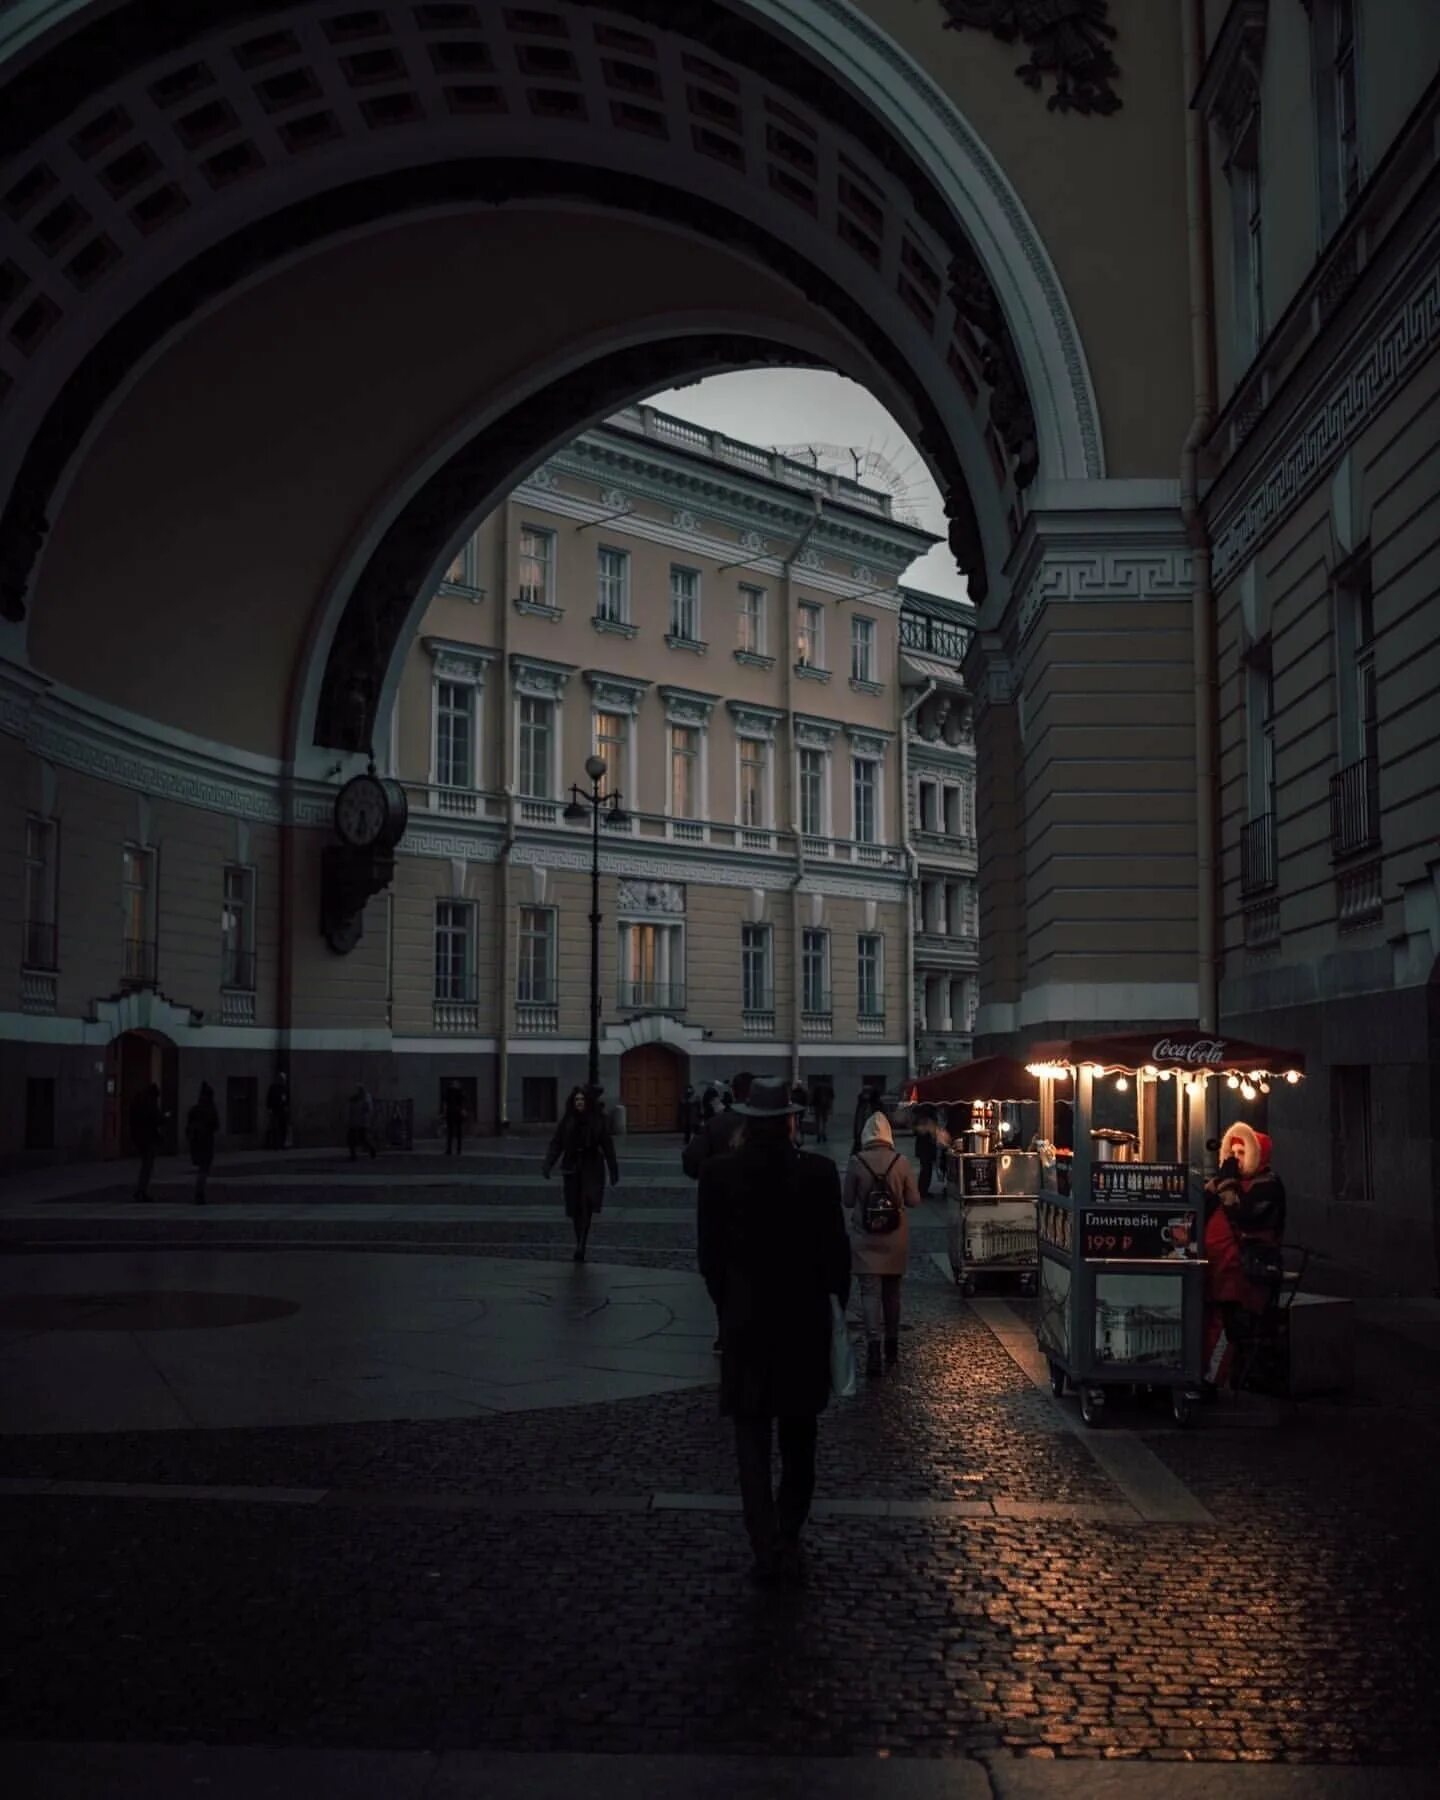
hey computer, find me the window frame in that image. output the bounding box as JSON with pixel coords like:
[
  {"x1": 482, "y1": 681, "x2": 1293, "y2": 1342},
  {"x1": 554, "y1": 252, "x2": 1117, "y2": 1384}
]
[
  {"x1": 516, "y1": 905, "x2": 558, "y2": 1006},
  {"x1": 737, "y1": 732, "x2": 772, "y2": 831},
  {"x1": 1225, "y1": 107, "x2": 1265, "y2": 366},
  {"x1": 121, "y1": 841, "x2": 157, "y2": 958},
  {"x1": 851, "y1": 754, "x2": 880, "y2": 845},
  {"x1": 221, "y1": 862, "x2": 256, "y2": 992},
  {"x1": 434, "y1": 898, "x2": 476, "y2": 1003},
  {"x1": 618, "y1": 918, "x2": 686, "y2": 1011},
  {"x1": 516, "y1": 693, "x2": 557, "y2": 800},
  {"x1": 801, "y1": 926, "x2": 830, "y2": 1016},
  {"x1": 796, "y1": 600, "x2": 825, "y2": 670},
  {"x1": 23, "y1": 815, "x2": 58, "y2": 957},
  {"x1": 432, "y1": 676, "x2": 478, "y2": 792},
  {"x1": 668, "y1": 565, "x2": 702, "y2": 643},
  {"x1": 857, "y1": 931, "x2": 884, "y2": 1020},
  {"x1": 592, "y1": 706, "x2": 630, "y2": 793},
  {"x1": 668, "y1": 721, "x2": 703, "y2": 821},
  {"x1": 850, "y1": 613, "x2": 877, "y2": 684},
  {"x1": 596, "y1": 544, "x2": 630, "y2": 625},
  {"x1": 798, "y1": 745, "x2": 829, "y2": 839},
  {"x1": 517, "y1": 523, "x2": 557, "y2": 609},
  {"x1": 442, "y1": 531, "x2": 480, "y2": 592},
  {"x1": 738, "y1": 583, "x2": 768, "y2": 656},
  {"x1": 741, "y1": 922, "x2": 772, "y2": 1013}
]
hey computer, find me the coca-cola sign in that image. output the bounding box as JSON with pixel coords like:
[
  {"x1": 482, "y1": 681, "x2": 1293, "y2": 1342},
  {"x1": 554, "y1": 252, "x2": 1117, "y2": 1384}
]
[{"x1": 1152, "y1": 1037, "x2": 1226, "y2": 1066}]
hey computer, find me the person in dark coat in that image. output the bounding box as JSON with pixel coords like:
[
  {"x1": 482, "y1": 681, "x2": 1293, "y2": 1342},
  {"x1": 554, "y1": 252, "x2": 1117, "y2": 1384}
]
[
  {"x1": 543, "y1": 1086, "x2": 619, "y2": 1262},
  {"x1": 186, "y1": 1082, "x2": 220, "y2": 1205},
  {"x1": 851, "y1": 1084, "x2": 879, "y2": 1155},
  {"x1": 682, "y1": 1071, "x2": 753, "y2": 1180},
  {"x1": 265, "y1": 1071, "x2": 289, "y2": 1150},
  {"x1": 811, "y1": 1081, "x2": 833, "y2": 1145},
  {"x1": 790, "y1": 1082, "x2": 808, "y2": 1141},
  {"x1": 679, "y1": 1085, "x2": 698, "y2": 1141},
  {"x1": 443, "y1": 1084, "x2": 467, "y2": 1156},
  {"x1": 698, "y1": 1079, "x2": 851, "y2": 1588},
  {"x1": 1202, "y1": 1120, "x2": 1286, "y2": 1389},
  {"x1": 700, "y1": 1084, "x2": 720, "y2": 1123},
  {"x1": 130, "y1": 1082, "x2": 163, "y2": 1202}
]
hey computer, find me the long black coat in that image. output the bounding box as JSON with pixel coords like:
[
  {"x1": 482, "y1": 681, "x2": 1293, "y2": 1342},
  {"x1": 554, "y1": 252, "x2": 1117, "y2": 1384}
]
[
  {"x1": 544, "y1": 1116, "x2": 619, "y2": 1217},
  {"x1": 698, "y1": 1141, "x2": 851, "y2": 1419}
]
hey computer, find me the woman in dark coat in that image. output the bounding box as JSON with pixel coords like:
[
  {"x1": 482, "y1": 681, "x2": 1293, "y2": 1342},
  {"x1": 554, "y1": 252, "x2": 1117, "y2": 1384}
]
[
  {"x1": 186, "y1": 1082, "x2": 220, "y2": 1205},
  {"x1": 698, "y1": 1080, "x2": 851, "y2": 1586},
  {"x1": 543, "y1": 1086, "x2": 619, "y2": 1262}
]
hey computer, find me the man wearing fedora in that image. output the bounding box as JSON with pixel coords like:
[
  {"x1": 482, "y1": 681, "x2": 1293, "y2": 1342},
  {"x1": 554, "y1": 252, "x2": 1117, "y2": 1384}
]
[{"x1": 697, "y1": 1077, "x2": 851, "y2": 1588}]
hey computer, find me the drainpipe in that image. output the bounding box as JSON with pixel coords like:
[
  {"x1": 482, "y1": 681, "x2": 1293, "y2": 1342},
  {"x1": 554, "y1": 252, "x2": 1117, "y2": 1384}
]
[
  {"x1": 1182, "y1": 0, "x2": 1219, "y2": 1032},
  {"x1": 899, "y1": 677, "x2": 938, "y2": 1078},
  {"x1": 494, "y1": 507, "x2": 514, "y2": 1132}
]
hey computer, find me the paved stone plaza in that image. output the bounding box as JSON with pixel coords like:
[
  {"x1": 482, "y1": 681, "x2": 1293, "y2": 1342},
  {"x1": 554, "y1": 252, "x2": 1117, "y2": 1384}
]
[{"x1": 1, "y1": 1142, "x2": 1437, "y2": 1796}]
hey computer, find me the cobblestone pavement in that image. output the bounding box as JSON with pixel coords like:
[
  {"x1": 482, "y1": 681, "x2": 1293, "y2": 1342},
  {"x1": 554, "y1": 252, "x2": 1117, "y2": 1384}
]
[{"x1": 2, "y1": 1179, "x2": 1438, "y2": 1772}]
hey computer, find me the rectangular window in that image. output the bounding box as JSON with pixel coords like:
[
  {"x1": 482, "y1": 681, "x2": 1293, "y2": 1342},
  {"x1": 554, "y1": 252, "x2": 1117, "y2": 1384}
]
[
  {"x1": 593, "y1": 709, "x2": 627, "y2": 785},
  {"x1": 226, "y1": 1076, "x2": 257, "y2": 1138},
  {"x1": 669, "y1": 724, "x2": 700, "y2": 818},
  {"x1": 121, "y1": 844, "x2": 156, "y2": 984},
  {"x1": 1316, "y1": 0, "x2": 1360, "y2": 236},
  {"x1": 918, "y1": 780, "x2": 938, "y2": 834},
  {"x1": 850, "y1": 614, "x2": 876, "y2": 684},
  {"x1": 1331, "y1": 1063, "x2": 1372, "y2": 1207},
  {"x1": 435, "y1": 680, "x2": 475, "y2": 789},
  {"x1": 518, "y1": 526, "x2": 554, "y2": 608},
  {"x1": 23, "y1": 816, "x2": 58, "y2": 970},
  {"x1": 1228, "y1": 115, "x2": 1264, "y2": 363},
  {"x1": 852, "y1": 757, "x2": 878, "y2": 844},
  {"x1": 798, "y1": 747, "x2": 826, "y2": 837},
  {"x1": 1336, "y1": 564, "x2": 1376, "y2": 767},
  {"x1": 445, "y1": 533, "x2": 477, "y2": 588},
  {"x1": 669, "y1": 566, "x2": 700, "y2": 641},
  {"x1": 739, "y1": 736, "x2": 769, "y2": 829},
  {"x1": 596, "y1": 546, "x2": 629, "y2": 623},
  {"x1": 796, "y1": 600, "x2": 824, "y2": 669},
  {"x1": 24, "y1": 1077, "x2": 55, "y2": 1151},
  {"x1": 517, "y1": 906, "x2": 556, "y2": 1004},
  {"x1": 738, "y1": 585, "x2": 767, "y2": 655},
  {"x1": 522, "y1": 1075, "x2": 558, "y2": 1124},
  {"x1": 518, "y1": 696, "x2": 554, "y2": 798},
  {"x1": 943, "y1": 786, "x2": 961, "y2": 835},
  {"x1": 221, "y1": 864, "x2": 255, "y2": 990},
  {"x1": 1334, "y1": 0, "x2": 1359, "y2": 210},
  {"x1": 857, "y1": 932, "x2": 883, "y2": 1018},
  {"x1": 801, "y1": 928, "x2": 830, "y2": 1015},
  {"x1": 620, "y1": 921, "x2": 685, "y2": 1011},
  {"x1": 741, "y1": 923, "x2": 771, "y2": 1012},
  {"x1": 434, "y1": 900, "x2": 474, "y2": 1001}
]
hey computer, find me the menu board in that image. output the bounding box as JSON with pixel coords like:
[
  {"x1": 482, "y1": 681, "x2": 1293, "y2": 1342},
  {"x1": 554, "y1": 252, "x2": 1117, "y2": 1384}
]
[
  {"x1": 1089, "y1": 1161, "x2": 1189, "y2": 1203},
  {"x1": 1079, "y1": 1207, "x2": 1198, "y2": 1260},
  {"x1": 960, "y1": 1154, "x2": 999, "y2": 1198}
]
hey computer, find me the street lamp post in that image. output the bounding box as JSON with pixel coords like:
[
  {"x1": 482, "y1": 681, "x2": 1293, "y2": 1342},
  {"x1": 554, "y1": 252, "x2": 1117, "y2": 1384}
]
[{"x1": 563, "y1": 754, "x2": 629, "y2": 1093}]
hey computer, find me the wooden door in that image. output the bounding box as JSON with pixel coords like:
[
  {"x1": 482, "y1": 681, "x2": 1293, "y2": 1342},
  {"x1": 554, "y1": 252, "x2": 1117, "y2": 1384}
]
[{"x1": 620, "y1": 1044, "x2": 682, "y2": 1133}]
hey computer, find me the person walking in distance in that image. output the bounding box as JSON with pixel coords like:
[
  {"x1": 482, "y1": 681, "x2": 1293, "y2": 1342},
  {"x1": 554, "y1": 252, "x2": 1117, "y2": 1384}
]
[
  {"x1": 810, "y1": 1080, "x2": 833, "y2": 1146},
  {"x1": 843, "y1": 1110, "x2": 922, "y2": 1379},
  {"x1": 851, "y1": 1084, "x2": 878, "y2": 1155},
  {"x1": 265, "y1": 1070, "x2": 289, "y2": 1151},
  {"x1": 347, "y1": 1084, "x2": 377, "y2": 1161},
  {"x1": 186, "y1": 1082, "x2": 220, "y2": 1205},
  {"x1": 443, "y1": 1083, "x2": 467, "y2": 1157},
  {"x1": 130, "y1": 1081, "x2": 163, "y2": 1202},
  {"x1": 913, "y1": 1105, "x2": 950, "y2": 1201},
  {"x1": 698, "y1": 1079, "x2": 851, "y2": 1588},
  {"x1": 544, "y1": 1086, "x2": 620, "y2": 1262}
]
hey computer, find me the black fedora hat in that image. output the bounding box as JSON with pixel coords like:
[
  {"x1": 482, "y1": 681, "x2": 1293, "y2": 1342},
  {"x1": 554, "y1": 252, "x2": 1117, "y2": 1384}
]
[{"x1": 733, "y1": 1078, "x2": 803, "y2": 1118}]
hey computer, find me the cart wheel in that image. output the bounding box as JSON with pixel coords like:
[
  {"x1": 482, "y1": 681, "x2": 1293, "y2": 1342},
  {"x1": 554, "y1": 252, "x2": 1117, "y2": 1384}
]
[
  {"x1": 1048, "y1": 1360, "x2": 1066, "y2": 1399},
  {"x1": 960, "y1": 1275, "x2": 977, "y2": 1298},
  {"x1": 1171, "y1": 1388, "x2": 1196, "y2": 1429},
  {"x1": 1079, "y1": 1386, "x2": 1105, "y2": 1428}
]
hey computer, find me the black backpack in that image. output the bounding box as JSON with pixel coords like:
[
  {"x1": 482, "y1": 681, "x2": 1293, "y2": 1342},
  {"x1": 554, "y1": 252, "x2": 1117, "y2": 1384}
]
[{"x1": 859, "y1": 1152, "x2": 902, "y2": 1234}]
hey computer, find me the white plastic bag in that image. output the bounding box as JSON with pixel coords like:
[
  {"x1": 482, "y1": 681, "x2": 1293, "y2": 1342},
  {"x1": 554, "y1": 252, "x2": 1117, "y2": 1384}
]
[{"x1": 829, "y1": 1293, "x2": 857, "y2": 1399}]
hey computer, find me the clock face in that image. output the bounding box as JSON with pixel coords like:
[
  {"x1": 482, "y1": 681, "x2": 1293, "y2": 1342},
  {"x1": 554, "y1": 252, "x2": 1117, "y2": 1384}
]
[{"x1": 335, "y1": 775, "x2": 388, "y2": 848}]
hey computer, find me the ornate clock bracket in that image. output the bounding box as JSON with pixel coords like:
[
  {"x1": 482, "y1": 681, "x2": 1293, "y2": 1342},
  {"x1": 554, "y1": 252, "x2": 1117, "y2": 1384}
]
[{"x1": 321, "y1": 766, "x2": 408, "y2": 955}]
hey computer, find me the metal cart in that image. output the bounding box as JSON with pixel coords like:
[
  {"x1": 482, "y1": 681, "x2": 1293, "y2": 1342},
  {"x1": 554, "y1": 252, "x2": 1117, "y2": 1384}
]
[
  {"x1": 1025, "y1": 1031, "x2": 1306, "y2": 1429},
  {"x1": 947, "y1": 1145, "x2": 1042, "y2": 1296}
]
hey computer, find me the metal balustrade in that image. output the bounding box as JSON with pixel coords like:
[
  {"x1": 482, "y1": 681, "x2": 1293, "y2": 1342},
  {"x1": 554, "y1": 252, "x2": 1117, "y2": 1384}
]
[
  {"x1": 1240, "y1": 813, "x2": 1277, "y2": 895},
  {"x1": 618, "y1": 980, "x2": 686, "y2": 1014},
  {"x1": 515, "y1": 1001, "x2": 559, "y2": 1035},
  {"x1": 1330, "y1": 755, "x2": 1379, "y2": 858}
]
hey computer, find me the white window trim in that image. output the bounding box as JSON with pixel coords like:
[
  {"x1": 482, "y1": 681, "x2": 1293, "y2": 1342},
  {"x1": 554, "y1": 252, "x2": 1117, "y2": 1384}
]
[
  {"x1": 221, "y1": 862, "x2": 257, "y2": 987},
  {"x1": 513, "y1": 692, "x2": 563, "y2": 801},
  {"x1": 516, "y1": 905, "x2": 558, "y2": 1004},
  {"x1": 738, "y1": 583, "x2": 768, "y2": 656},
  {"x1": 801, "y1": 926, "x2": 831, "y2": 1014},
  {"x1": 797, "y1": 743, "x2": 832, "y2": 839},
  {"x1": 430, "y1": 676, "x2": 481, "y2": 792},
  {"x1": 796, "y1": 599, "x2": 826, "y2": 670},
  {"x1": 592, "y1": 704, "x2": 638, "y2": 810},
  {"x1": 441, "y1": 531, "x2": 482, "y2": 594},
  {"x1": 735, "y1": 730, "x2": 776, "y2": 832},
  {"x1": 433, "y1": 898, "x2": 477, "y2": 1001},
  {"x1": 850, "y1": 613, "x2": 877, "y2": 684},
  {"x1": 741, "y1": 921, "x2": 773, "y2": 1011},
  {"x1": 665, "y1": 719, "x2": 709, "y2": 824},
  {"x1": 121, "y1": 841, "x2": 158, "y2": 942},
  {"x1": 518, "y1": 523, "x2": 558, "y2": 610},
  {"x1": 851, "y1": 753, "x2": 883, "y2": 844},
  {"x1": 618, "y1": 919, "x2": 687, "y2": 1008},
  {"x1": 596, "y1": 545, "x2": 631, "y2": 625},
  {"x1": 668, "y1": 565, "x2": 703, "y2": 644},
  {"x1": 857, "y1": 931, "x2": 884, "y2": 1017}
]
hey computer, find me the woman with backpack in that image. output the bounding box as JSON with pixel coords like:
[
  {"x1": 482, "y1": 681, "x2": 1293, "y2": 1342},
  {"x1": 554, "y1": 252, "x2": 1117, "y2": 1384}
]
[
  {"x1": 543, "y1": 1085, "x2": 620, "y2": 1263},
  {"x1": 842, "y1": 1111, "x2": 922, "y2": 1379}
]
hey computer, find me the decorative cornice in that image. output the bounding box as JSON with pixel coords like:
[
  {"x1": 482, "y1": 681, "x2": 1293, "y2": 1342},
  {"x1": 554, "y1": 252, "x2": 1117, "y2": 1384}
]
[
  {"x1": 584, "y1": 670, "x2": 651, "y2": 714},
  {"x1": 846, "y1": 725, "x2": 894, "y2": 760},
  {"x1": 733, "y1": 649, "x2": 776, "y2": 672},
  {"x1": 664, "y1": 634, "x2": 708, "y2": 656},
  {"x1": 794, "y1": 663, "x2": 832, "y2": 684},
  {"x1": 934, "y1": 2, "x2": 1122, "y2": 118},
  {"x1": 509, "y1": 654, "x2": 576, "y2": 699},
  {"x1": 424, "y1": 638, "x2": 498, "y2": 685},
  {"x1": 793, "y1": 713, "x2": 842, "y2": 749},
  {"x1": 658, "y1": 684, "x2": 719, "y2": 727},
  {"x1": 1002, "y1": 502, "x2": 1193, "y2": 644},
  {"x1": 1210, "y1": 246, "x2": 1440, "y2": 585},
  {"x1": 849, "y1": 677, "x2": 885, "y2": 698},
  {"x1": 509, "y1": 835, "x2": 905, "y2": 900},
  {"x1": 591, "y1": 616, "x2": 638, "y2": 640},
  {"x1": 727, "y1": 700, "x2": 785, "y2": 741},
  {"x1": 1193, "y1": 0, "x2": 1268, "y2": 142},
  {"x1": 512, "y1": 599, "x2": 564, "y2": 622}
]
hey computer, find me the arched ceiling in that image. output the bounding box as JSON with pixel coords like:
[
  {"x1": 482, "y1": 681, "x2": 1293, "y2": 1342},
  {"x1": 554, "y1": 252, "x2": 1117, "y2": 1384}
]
[{"x1": 0, "y1": 0, "x2": 1097, "y2": 758}]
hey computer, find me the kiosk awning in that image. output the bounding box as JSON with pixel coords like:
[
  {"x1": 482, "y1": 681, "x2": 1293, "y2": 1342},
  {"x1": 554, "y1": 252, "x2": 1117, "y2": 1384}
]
[
  {"x1": 907, "y1": 1056, "x2": 1040, "y2": 1104},
  {"x1": 1026, "y1": 1029, "x2": 1306, "y2": 1079}
]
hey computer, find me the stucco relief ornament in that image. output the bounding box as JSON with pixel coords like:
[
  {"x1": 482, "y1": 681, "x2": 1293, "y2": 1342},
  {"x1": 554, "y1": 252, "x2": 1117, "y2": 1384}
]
[
  {"x1": 932, "y1": 1, "x2": 1122, "y2": 116},
  {"x1": 947, "y1": 240, "x2": 1040, "y2": 490}
]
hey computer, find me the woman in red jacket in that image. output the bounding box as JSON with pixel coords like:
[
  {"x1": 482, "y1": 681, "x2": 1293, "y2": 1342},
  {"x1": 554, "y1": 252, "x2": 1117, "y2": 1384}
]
[{"x1": 1202, "y1": 1120, "x2": 1286, "y2": 1389}]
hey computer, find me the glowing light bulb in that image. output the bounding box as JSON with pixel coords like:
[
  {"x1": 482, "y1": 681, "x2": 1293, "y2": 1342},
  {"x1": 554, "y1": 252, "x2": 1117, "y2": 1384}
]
[
  {"x1": 1226, "y1": 1075, "x2": 1240, "y2": 1090},
  {"x1": 1158, "y1": 1069, "x2": 1172, "y2": 1082},
  {"x1": 1088, "y1": 1063, "x2": 1105, "y2": 1078},
  {"x1": 1240, "y1": 1082, "x2": 1256, "y2": 1101},
  {"x1": 1259, "y1": 1081, "x2": 1271, "y2": 1095},
  {"x1": 1114, "y1": 1076, "x2": 1129, "y2": 1093},
  {"x1": 1142, "y1": 1065, "x2": 1158, "y2": 1079},
  {"x1": 1285, "y1": 1070, "x2": 1300, "y2": 1085}
]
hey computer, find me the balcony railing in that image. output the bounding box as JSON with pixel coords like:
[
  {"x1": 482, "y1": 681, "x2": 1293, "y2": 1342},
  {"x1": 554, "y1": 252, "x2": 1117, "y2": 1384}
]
[
  {"x1": 800, "y1": 996, "x2": 833, "y2": 1041},
  {"x1": 1240, "y1": 813, "x2": 1277, "y2": 895},
  {"x1": 515, "y1": 999, "x2": 559, "y2": 1034},
  {"x1": 857, "y1": 1010, "x2": 886, "y2": 1038},
  {"x1": 22, "y1": 919, "x2": 57, "y2": 972},
  {"x1": 1336, "y1": 860, "x2": 1382, "y2": 931},
  {"x1": 618, "y1": 980, "x2": 686, "y2": 1014},
  {"x1": 1330, "y1": 754, "x2": 1379, "y2": 859},
  {"x1": 220, "y1": 988, "x2": 256, "y2": 1026},
  {"x1": 742, "y1": 1006, "x2": 776, "y2": 1038},
  {"x1": 434, "y1": 999, "x2": 482, "y2": 1034},
  {"x1": 899, "y1": 611, "x2": 972, "y2": 663},
  {"x1": 121, "y1": 937, "x2": 157, "y2": 989},
  {"x1": 221, "y1": 947, "x2": 256, "y2": 992},
  {"x1": 20, "y1": 967, "x2": 57, "y2": 1015}
]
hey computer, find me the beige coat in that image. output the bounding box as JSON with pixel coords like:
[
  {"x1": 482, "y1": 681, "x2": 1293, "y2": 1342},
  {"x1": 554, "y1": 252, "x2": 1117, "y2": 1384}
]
[{"x1": 843, "y1": 1144, "x2": 922, "y2": 1276}]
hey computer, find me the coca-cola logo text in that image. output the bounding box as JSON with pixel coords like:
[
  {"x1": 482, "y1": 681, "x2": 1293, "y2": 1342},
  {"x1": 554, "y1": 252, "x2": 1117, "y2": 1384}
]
[{"x1": 1152, "y1": 1038, "x2": 1227, "y2": 1066}]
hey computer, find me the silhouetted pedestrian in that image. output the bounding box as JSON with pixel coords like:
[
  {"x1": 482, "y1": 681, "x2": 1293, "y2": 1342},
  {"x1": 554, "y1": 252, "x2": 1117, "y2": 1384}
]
[
  {"x1": 186, "y1": 1082, "x2": 220, "y2": 1204},
  {"x1": 130, "y1": 1082, "x2": 162, "y2": 1202},
  {"x1": 811, "y1": 1082, "x2": 833, "y2": 1145},
  {"x1": 698, "y1": 1079, "x2": 851, "y2": 1588},
  {"x1": 443, "y1": 1083, "x2": 466, "y2": 1156},
  {"x1": 544, "y1": 1086, "x2": 619, "y2": 1262},
  {"x1": 265, "y1": 1071, "x2": 289, "y2": 1150},
  {"x1": 347, "y1": 1085, "x2": 377, "y2": 1161}
]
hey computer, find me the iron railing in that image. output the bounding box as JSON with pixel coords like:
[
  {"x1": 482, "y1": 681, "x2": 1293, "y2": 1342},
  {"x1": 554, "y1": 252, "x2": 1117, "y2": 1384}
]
[
  {"x1": 121, "y1": 937, "x2": 157, "y2": 988},
  {"x1": 899, "y1": 611, "x2": 972, "y2": 663},
  {"x1": 1329, "y1": 754, "x2": 1379, "y2": 858},
  {"x1": 22, "y1": 919, "x2": 57, "y2": 971},
  {"x1": 1240, "y1": 813, "x2": 1277, "y2": 895},
  {"x1": 618, "y1": 980, "x2": 686, "y2": 1013}
]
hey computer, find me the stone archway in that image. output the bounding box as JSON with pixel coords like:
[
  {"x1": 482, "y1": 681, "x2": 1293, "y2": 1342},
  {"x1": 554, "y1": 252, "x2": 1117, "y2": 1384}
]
[{"x1": 104, "y1": 1028, "x2": 178, "y2": 1160}]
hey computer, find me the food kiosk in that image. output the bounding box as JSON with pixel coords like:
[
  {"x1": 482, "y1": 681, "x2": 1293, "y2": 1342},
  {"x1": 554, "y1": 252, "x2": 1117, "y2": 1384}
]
[
  {"x1": 1024, "y1": 1031, "x2": 1305, "y2": 1427},
  {"x1": 908, "y1": 1057, "x2": 1044, "y2": 1295}
]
